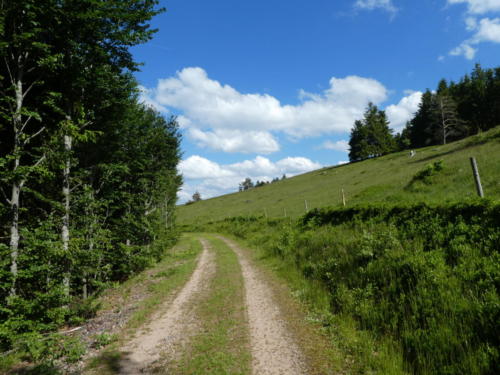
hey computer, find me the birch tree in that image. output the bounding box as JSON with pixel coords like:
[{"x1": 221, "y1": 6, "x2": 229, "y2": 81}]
[{"x1": 0, "y1": 0, "x2": 57, "y2": 296}]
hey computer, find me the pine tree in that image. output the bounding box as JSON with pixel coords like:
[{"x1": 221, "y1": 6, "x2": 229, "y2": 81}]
[
  {"x1": 408, "y1": 90, "x2": 435, "y2": 148},
  {"x1": 348, "y1": 103, "x2": 396, "y2": 162}
]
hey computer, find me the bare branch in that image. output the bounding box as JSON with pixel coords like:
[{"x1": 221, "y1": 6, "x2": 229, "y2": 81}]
[
  {"x1": 20, "y1": 115, "x2": 33, "y2": 133},
  {"x1": 3, "y1": 56, "x2": 14, "y2": 84},
  {"x1": 23, "y1": 126, "x2": 45, "y2": 146},
  {"x1": 80, "y1": 120, "x2": 93, "y2": 130},
  {"x1": 0, "y1": 187, "x2": 10, "y2": 205},
  {"x1": 35, "y1": 154, "x2": 46, "y2": 168},
  {"x1": 70, "y1": 181, "x2": 82, "y2": 193},
  {"x1": 22, "y1": 79, "x2": 38, "y2": 100}
]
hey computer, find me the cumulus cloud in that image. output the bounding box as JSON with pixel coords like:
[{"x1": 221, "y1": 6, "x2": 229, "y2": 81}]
[
  {"x1": 142, "y1": 67, "x2": 389, "y2": 153},
  {"x1": 188, "y1": 128, "x2": 280, "y2": 154},
  {"x1": 354, "y1": 0, "x2": 398, "y2": 15},
  {"x1": 386, "y1": 91, "x2": 423, "y2": 131},
  {"x1": 449, "y1": 17, "x2": 500, "y2": 59},
  {"x1": 447, "y1": 0, "x2": 500, "y2": 14},
  {"x1": 178, "y1": 155, "x2": 322, "y2": 201},
  {"x1": 320, "y1": 140, "x2": 350, "y2": 152},
  {"x1": 447, "y1": 1, "x2": 500, "y2": 59}
]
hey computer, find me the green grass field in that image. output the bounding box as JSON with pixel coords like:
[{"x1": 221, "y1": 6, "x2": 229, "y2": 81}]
[{"x1": 178, "y1": 127, "x2": 500, "y2": 225}]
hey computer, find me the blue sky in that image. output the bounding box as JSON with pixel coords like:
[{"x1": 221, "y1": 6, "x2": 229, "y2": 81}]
[{"x1": 133, "y1": 0, "x2": 500, "y2": 202}]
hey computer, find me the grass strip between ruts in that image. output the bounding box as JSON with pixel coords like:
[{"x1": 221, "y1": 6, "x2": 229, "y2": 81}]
[{"x1": 166, "y1": 234, "x2": 251, "y2": 375}]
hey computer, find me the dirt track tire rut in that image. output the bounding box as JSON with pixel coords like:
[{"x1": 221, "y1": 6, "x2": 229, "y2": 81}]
[
  {"x1": 218, "y1": 235, "x2": 307, "y2": 375},
  {"x1": 118, "y1": 239, "x2": 215, "y2": 374}
]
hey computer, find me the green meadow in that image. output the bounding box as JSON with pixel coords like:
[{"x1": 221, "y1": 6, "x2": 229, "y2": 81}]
[
  {"x1": 178, "y1": 127, "x2": 500, "y2": 375},
  {"x1": 178, "y1": 126, "x2": 500, "y2": 225}
]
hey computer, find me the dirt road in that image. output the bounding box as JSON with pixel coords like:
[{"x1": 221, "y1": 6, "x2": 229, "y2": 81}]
[
  {"x1": 118, "y1": 238, "x2": 216, "y2": 374},
  {"x1": 110, "y1": 235, "x2": 307, "y2": 374},
  {"x1": 219, "y1": 236, "x2": 307, "y2": 375}
]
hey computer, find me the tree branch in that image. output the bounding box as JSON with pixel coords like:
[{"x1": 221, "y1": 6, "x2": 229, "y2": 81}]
[
  {"x1": 20, "y1": 115, "x2": 33, "y2": 133},
  {"x1": 3, "y1": 57, "x2": 14, "y2": 84},
  {"x1": 22, "y1": 79, "x2": 38, "y2": 100},
  {"x1": 0, "y1": 187, "x2": 10, "y2": 205},
  {"x1": 70, "y1": 181, "x2": 82, "y2": 193},
  {"x1": 23, "y1": 126, "x2": 46, "y2": 146}
]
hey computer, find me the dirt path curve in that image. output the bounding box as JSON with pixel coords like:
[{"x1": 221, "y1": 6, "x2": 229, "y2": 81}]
[
  {"x1": 218, "y1": 236, "x2": 307, "y2": 375},
  {"x1": 118, "y1": 238, "x2": 215, "y2": 374}
]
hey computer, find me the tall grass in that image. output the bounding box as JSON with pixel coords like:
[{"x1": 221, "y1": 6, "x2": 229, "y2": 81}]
[{"x1": 202, "y1": 201, "x2": 500, "y2": 375}]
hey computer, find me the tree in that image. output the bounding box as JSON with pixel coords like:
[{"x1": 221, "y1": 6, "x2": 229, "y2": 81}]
[
  {"x1": 0, "y1": 0, "x2": 58, "y2": 296},
  {"x1": 348, "y1": 103, "x2": 396, "y2": 162},
  {"x1": 192, "y1": 191, "x2": 202, "y2": 202},
  {"x1": 239, "y1": 178, "x2": 254, "y2": 191},
  {"x1": 430, "y1": 94, "x2": 465, "y2": 145},
  {"x1": 407, "y1": 90, "x2": 435, "y2": 148},
  {"x1": 48, "y1": 0, "x2": 164, "y2": 296},
  {"x1": 394, "y1": 122, "x2": 412, "y2": 151}
]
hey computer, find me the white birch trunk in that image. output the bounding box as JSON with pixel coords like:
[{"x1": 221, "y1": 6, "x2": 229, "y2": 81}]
[
  {"x1": 9, "y1": 78, "x2": 24, "y2": 297},
  {"x1": 62, "y1": 131, "x2": 72, "y2": 297}
]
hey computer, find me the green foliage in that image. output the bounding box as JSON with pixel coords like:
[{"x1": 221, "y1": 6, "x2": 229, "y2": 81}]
[
  {"x1": 0, "y1": 0, "x2": 181, "y2": 368},
  {"x1": 407, "y1": 160, "x2": 445, "y2": 186},
  {"x1": 406, "y1": 64, "x2": 500, "y2": 148},
  {"x1": 92, "y1": 333, "x2": 117, "y2": 349},
  {"x1": 11, "y1": 332, "x2": 85, "y2": 367},
  {"x1": 349, "y1": 103, "x2": 397, "y2": 162},
  {"x1": 205, "y1": 202, "x2": 500, "y2": 375}
]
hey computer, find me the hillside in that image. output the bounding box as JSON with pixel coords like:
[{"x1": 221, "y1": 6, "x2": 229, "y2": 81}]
[{"x1": 178, "y1": 126, "x2": 500, "y2": 225}]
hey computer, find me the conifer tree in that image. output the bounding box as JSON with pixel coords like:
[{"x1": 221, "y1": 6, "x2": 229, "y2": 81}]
[{"x1": 348, "y1": 103, "x2": 396, "y2": 162}]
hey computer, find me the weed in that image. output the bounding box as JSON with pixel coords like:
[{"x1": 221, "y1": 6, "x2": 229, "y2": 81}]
[{"x1": 92, "y1": 333, "x2": 117, "y2": 349}]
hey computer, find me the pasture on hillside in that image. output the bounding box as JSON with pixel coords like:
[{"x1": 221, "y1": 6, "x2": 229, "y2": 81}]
[{"x1": 177, "y1": 127, "x2": 500, "y2": 225}]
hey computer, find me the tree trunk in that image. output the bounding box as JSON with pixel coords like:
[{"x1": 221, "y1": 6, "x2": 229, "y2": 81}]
[
  {"x1": 9, "y1": 182, "x2": 21, "y2": 297},
  {"x1": 440, "y1": 98, "x2": 447, "y2": 145},
  {"x1": 62, "y1": 131, "x2": 72, "y2": 297},
  {"x1": 9, "y1": 77, "x2": 24, "y2": 297}
]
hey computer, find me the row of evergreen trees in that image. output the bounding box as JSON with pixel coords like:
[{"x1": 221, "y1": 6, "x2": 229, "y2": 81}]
[
  {"x1": 349, "y1": 64, "x2": 500, "y2": 162},
  {"x1": 0, "y1": 0, "x2": 181, "y2": 350}
]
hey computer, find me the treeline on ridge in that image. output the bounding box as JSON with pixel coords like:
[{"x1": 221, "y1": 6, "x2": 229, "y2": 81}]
[
  {"x1": 0, "y1": 0, "x2": 181, "y2": 352},
  {"x1": 349, "y1": 64, "x2": 500, "y2": 161}
]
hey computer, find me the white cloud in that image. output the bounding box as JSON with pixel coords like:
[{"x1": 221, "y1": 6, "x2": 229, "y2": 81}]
[
  {"x1": 473, "y1": 17, "x2": 500, "y2": 41},
  {"x1": 354, "y1": 0, "x2": 398, "y2": 15},
  {"x1": 178, "y1": 155, "x2": 322, "y2": 202},
  {"x1": 385, "y1": 91, "x2": 423, "y2": 131},
  {"x1": 449, "y1": 17, "x2": 500, "y2": 59},
  {"x1": 138, "y1": 85, "x2": 167, "y2": 112},
  {"x1": 179, "y1": 155, "x2": 233, "y2": 179},
  {"x1": 142, "y1": 67, "x2": 389, "y2": 153},
  {"x1": 188, "y1": 128, "x2": 280, "y2": 154},
  {"x1": 449, "y1": 42, "x2": 478, "y2": 59},
  {"x1": 320, "y1": 140, "x2": 350, "y2": 152},
  {"x1": 447, "y1": 0, "x2": 500, "y2": 14}
]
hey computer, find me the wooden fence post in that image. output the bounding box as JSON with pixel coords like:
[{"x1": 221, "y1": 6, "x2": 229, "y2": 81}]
[
  {"x1": 304, "y1": 200, "x2": 309, "y2": 212},
  {"x1": 470, "y1": 157, "x2": 484, "y2": 198},
  {"x1": 342, "y1": 188, "x2": 346, "y2": 207}
]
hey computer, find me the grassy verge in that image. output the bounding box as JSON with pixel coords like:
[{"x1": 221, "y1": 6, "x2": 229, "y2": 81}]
[
  {"x1": 84, "y1": 234, "x2": 202, "y2": 374},
  {"x1": 164, "y1": 235, "x2": 251, "y2": 375},
  {"x1": 203, "y1": 201, "x2": 499, "y2": 374},
  {"x1": 224, "y1": 234, "x2": 406, "y2": 375}
]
